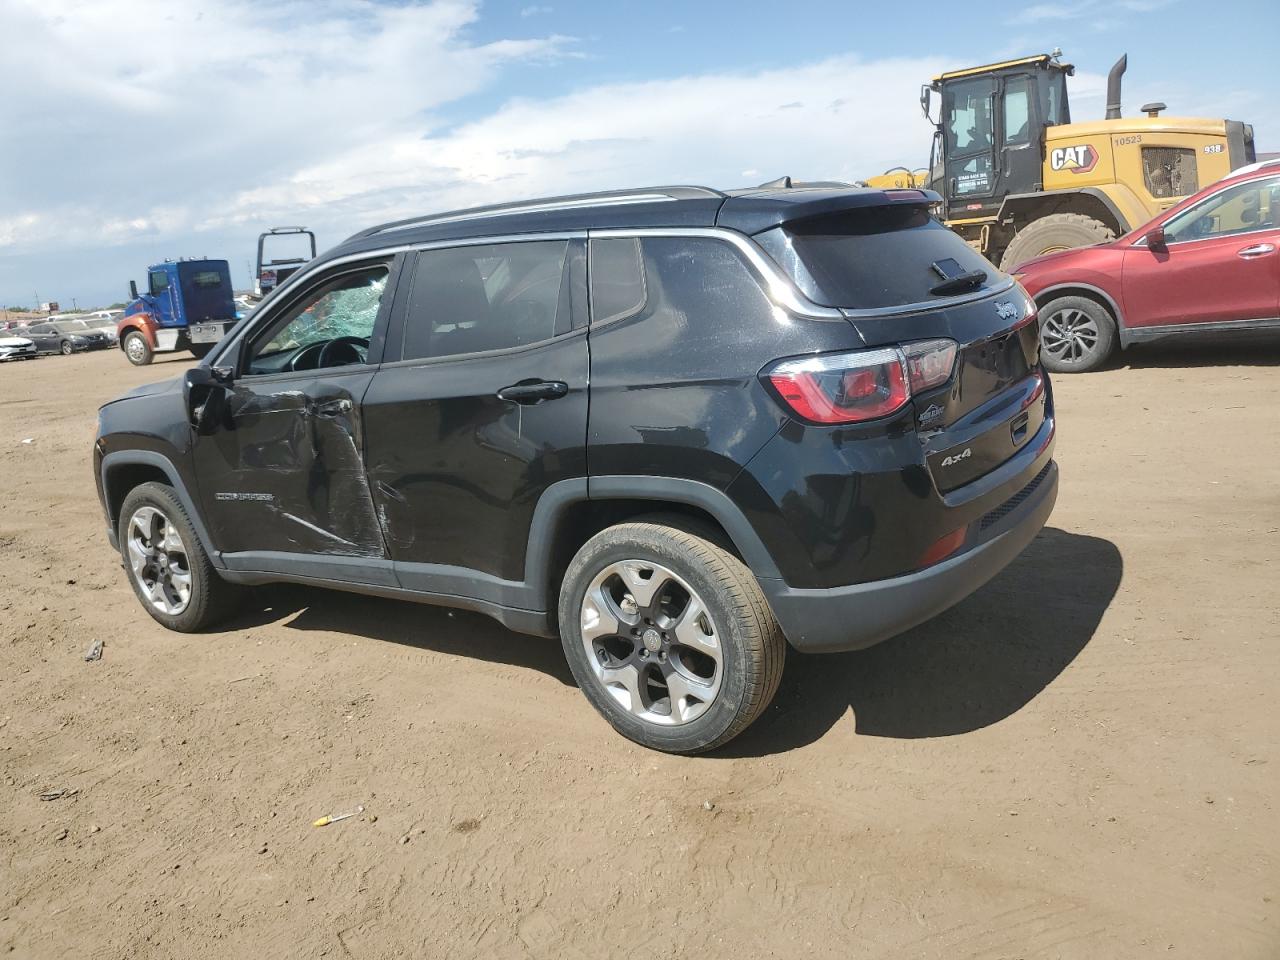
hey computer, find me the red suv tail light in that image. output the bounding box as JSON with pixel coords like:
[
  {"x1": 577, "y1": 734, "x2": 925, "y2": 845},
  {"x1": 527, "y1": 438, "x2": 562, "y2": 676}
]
[{"x1": 765, "y1": 340, "x2": 956, "y2": 425}]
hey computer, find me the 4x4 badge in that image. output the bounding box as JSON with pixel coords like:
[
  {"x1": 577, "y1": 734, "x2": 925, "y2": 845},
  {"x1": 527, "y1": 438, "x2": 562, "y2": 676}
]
[
  {"x1": 919, "y1": 403, "x2": 944, "y2": 423},
  {"x1": 940, "y1": 448, "x2": 972, "y2": 468}
]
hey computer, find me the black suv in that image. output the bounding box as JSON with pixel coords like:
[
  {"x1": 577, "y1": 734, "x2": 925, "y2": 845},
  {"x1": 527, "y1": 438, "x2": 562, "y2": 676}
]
[{"x1": 94, "y1": 183, "x2": 1057, "y2": 754}]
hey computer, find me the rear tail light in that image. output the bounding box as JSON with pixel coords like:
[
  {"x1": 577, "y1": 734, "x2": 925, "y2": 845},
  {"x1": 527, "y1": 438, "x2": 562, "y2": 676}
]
[
  {"x1": 902, "y1": 338, "x2": 957, "y2": 392},
  {"x1": 765, "y1": 339, "x2": 957, "y2": 425}
]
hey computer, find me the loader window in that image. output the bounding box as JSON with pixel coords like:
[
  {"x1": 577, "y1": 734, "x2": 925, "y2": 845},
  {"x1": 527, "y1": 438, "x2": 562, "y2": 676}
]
[
  {"x1": 1041, "y1": 71, "x2": 1068, "y2": 127},
  {"x1": 944, "y1": 77, "x2": 995, "y2": 156},
  {"x1": 1003, "y1": 77, "x2": 1033, "y2": 145}
]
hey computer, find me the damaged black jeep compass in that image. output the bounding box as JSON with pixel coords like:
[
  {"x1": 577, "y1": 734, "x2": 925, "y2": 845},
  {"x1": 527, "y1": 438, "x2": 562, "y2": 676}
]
[{"x1": 95, "y1": 183, "x2": 1058, "y2": 753}]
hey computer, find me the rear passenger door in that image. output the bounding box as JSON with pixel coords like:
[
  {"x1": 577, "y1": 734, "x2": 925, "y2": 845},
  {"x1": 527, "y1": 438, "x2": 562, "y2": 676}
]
[{"x1": 362, "y1": 237, "x2": 589, "y2": 594}]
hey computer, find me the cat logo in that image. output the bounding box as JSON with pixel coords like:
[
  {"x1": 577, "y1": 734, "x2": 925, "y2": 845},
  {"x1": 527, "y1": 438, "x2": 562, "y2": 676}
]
[{"x1": 1049, "y1": 144, "x2": 1098, "y2": 175}]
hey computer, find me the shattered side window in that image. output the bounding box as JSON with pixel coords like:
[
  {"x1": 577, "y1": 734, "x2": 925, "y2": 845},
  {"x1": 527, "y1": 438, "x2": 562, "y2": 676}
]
[{"x1": 250, "y1": 266, "x2": 388, "y2": 373}]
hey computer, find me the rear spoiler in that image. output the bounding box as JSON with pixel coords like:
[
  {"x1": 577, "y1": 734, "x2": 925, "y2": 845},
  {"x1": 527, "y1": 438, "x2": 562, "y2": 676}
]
[{"x1": 716, "y1": 187, "x2": 942, "y2": 235}]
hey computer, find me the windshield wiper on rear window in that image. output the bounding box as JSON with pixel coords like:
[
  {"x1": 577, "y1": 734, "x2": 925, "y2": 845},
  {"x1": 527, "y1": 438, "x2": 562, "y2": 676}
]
[{"x1": 929, "y1": 269, "x2": 988, "y2": 296}]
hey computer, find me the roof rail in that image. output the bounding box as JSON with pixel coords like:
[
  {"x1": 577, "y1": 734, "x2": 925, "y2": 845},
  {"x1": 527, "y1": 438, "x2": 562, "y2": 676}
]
[{"x1": 345, "y1": 185, "x2": 726, "y2": 242}]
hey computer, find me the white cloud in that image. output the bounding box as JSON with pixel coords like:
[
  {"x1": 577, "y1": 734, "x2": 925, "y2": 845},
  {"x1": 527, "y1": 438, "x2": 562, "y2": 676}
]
[{"x1": 206, "y1": 54, "x2": 946, "y2": 237}]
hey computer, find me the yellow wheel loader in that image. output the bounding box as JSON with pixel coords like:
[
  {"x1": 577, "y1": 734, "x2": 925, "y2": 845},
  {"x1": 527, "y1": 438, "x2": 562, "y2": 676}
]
[{"x1": 906, "y1": 51, "x2": 1256, "y2": 269}]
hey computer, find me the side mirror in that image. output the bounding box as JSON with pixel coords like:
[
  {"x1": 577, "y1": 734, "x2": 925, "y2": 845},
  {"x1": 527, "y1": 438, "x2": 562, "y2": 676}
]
[
  {"x1": 184, "y1": 364, "x2": 232, "y2": 434},
  {"x1": 920, "y1": 84, "x2": 935, "y2": 123},
  {"x1": 1144, "y1": 225, "x2": 1167, "y2": 251},
  {"x1": 129, "y1": 280, "x2": 138, "y2": 300}
]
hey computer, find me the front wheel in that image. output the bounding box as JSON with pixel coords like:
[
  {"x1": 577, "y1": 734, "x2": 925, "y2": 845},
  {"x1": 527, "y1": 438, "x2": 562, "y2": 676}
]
[
  {"x1": 60, "y1": 340, "x2": 73, "y2": 355},
  {"x1": 122, "y1": 330, "x2": 154, "y2": 366},
  {"x1": 1038, "y1": 295, "x2": 1118, "y2": 373},
  {"x1": 117, "y1": 482, "x2": 241, "y2": 631},
  {"x1": 558, "y1": 521, "x2": 786, "y2": 754}
]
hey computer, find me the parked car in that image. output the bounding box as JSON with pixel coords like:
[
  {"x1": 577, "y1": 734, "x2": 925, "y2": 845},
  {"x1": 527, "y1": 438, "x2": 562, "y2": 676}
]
[
  {"x1": 1014, "y1": 158, "x2": 1280, "y2": 372},
  {"x1": 76, "y1": 316, "x2": 120, "y2": 344},
  {"x1": 16, "y1": 322, "x2": 93, "y2": 355},
  {"x1": 94, "y1": 183, "x2": 1058, "y2": 753},
  {"x1": 0, "y1": 333, "x2": 37, "y2": 361}
]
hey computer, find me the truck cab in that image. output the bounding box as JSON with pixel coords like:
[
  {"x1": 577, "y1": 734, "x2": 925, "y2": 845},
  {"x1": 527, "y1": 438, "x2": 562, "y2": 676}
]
[{"x1": 118, "y1": 259, "x2": 238, "y2": 366}]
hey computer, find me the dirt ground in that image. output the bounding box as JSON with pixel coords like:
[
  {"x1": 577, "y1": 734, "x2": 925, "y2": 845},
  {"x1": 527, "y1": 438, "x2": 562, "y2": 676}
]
[{"x1": 0, "y1": 343, "x2": 1276, "y2": 959}]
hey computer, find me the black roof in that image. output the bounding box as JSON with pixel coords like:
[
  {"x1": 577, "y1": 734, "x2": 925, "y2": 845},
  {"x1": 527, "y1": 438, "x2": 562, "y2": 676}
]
[{"x1": 325, "y1": 182, "x2": 942, "y2": 264}]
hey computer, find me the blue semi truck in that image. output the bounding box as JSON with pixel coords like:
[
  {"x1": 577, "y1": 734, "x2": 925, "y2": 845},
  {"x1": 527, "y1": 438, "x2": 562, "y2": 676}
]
[{"x1": 117, "y1": 258, "x2": 239, "y2": 366}]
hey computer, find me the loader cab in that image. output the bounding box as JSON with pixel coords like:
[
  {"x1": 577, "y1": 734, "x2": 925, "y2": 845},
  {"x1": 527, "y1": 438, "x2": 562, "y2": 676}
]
[{"x1": 925, "y1": 55, "x2": 1072, "y2": 221}]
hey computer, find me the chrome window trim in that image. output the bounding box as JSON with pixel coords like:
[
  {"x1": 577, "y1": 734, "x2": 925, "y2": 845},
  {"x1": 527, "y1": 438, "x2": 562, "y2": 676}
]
[
  {"x1": 591, "y1": 226, "x2": 1016, "y2": 320},
  {"x1": 591, "y1": 227, "x2": 845, "y2": 319},
  {"x1": 218, "y1": 233, "x2": 587, "y2": 362}
]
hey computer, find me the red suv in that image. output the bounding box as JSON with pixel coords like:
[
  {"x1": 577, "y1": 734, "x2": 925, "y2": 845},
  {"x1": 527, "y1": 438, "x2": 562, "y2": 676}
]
[{"x1": 1015, "y1": 160, "x2": 1280, "y2": 372}]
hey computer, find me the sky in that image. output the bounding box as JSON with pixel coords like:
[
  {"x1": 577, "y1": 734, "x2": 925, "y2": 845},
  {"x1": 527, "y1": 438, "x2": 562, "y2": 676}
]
[{"x1": 1, "y1": 0, "x2": 1275, "y2": 309}]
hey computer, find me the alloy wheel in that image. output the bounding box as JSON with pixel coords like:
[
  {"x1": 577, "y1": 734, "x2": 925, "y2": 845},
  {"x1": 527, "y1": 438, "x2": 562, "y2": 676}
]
[
  {"x1": 1041, "y1": 307, "x2": 1100, "y2": 365},
  {"x1": 125, "y1": 506, "x2": 192, "y2": 615},
  {"x1": 579, "y1": 560, "x2": 723, "y2": 726}
]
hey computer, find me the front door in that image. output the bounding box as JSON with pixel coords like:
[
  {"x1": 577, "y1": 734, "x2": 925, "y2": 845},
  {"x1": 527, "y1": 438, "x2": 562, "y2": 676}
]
[
  {"x1": 362, "y1": 238, "x2": 589, "y2": 595},
  {"x1": 942, "y1": 75, "x2": 999, "y2": 220},
  {"x1": 191, "y1": 257, "x2": 401, "y2": 563},
  {"x1": 1122, "y1": 174, "x2": 1280, "y2": 329},
  {"x1": 148, "y1": 268, "x2": 180, "y2": 327}
]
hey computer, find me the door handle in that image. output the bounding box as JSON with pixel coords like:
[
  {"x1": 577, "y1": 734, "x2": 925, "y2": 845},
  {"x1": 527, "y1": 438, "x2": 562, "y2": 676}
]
[
  {"x1": 305, "y1": 397, "x2": 353, "y2": 419},
  {"x1": 496, "y1": 379, "x2": 569, "y2": 404},
  {"x1": 1237, "y1": 243, "x2": 1276, "y2": 258}
]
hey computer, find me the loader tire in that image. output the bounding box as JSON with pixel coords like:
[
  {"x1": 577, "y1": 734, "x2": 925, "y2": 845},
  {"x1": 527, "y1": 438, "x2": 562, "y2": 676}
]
[{"x1": 999, "y1": 213, "x2": 1116, "y2": 272}]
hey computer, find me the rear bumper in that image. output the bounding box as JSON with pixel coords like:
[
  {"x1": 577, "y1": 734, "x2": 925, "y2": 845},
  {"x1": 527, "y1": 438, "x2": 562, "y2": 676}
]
[{"x1": 760, "y1": 460, "x2": 1058, "y2": 653}]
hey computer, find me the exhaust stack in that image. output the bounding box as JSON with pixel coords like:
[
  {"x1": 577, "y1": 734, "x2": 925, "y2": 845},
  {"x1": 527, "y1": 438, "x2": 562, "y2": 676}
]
[{"x1": 1105, "y1": 54, "x2": 1127, "y2": 120}]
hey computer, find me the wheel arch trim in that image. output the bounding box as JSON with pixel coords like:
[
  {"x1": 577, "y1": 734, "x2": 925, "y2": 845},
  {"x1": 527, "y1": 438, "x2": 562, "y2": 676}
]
[
  {"x1": 583, "y1": 475, "x2": 781, "y2": 579},
  {"x1": 100, "y1": 450, "x2": 222, "y2": 567}
]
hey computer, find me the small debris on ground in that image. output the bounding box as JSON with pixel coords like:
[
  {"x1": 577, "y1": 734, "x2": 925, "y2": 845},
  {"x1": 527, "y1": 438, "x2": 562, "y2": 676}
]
[
  {"x1": 702, "y1": 801, "x2": 715, "y2": 811},
  {"x1": 313, "y1": 804, "x2": 364, "y2": 827},
  {"x1": 40, "y1": 788, "x2": 79, "y2": 801},
  {"x1": 84, "y1": 639, "x2": 103, "y2": 662},
  {"x1": 20, "y1": 437, "x2": 35, "y2": 445}
]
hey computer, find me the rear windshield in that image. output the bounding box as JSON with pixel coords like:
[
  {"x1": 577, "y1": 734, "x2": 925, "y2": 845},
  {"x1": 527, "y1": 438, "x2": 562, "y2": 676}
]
[{"x1": 754, "y1": 205, "x2": 997, "y2": 309}]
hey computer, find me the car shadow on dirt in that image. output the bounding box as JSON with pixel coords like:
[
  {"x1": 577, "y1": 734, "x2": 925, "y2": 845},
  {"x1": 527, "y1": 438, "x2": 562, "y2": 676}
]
[
  {"x1": 224, "y1": 587, "x2": 578, "y2": 685},
  {"x1": 1120, "y1": 333, "x2": 1280, "y2": 369},
  {"x1": 222, "y1": 526, "x2": 1119, "y2": 755},
  {"x1": 719, "y1": 526, "x2": 1122, "y2": 757}
]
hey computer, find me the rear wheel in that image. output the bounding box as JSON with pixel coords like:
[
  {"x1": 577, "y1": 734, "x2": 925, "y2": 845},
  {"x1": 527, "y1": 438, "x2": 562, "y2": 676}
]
[
  {"x1": 118, "y1": 482, "x2": 241, "y2": 631},
  {"x1": 1000, "y1": 213, "x2": 1116, "y2": 272},
  {"x1": 123, "y1": 330, "x2": 153, "y2": 366},
  {"x1": 558, "y1": 521, "x2": 786, "y2": 754},
  {"x1": 1038, "y1": 295, "x2": 1118, "y2": 373}
]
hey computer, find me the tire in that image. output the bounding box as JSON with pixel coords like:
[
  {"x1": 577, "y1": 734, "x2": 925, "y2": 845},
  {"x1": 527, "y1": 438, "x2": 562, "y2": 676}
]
[
  {"x1": 999, "y1": 213, "x2": 1116, "y2": 272},
  {"x1": 1038, "y1": 295, "x2": 1118, "y2": 373},
  {"x1": 189, "y1": 342, "x2": 214, "y2": 359},
  {"x1": 117, "y1": 481, "x2": 241, "y2": 632},
  {"x1": 558, "y1": 521, "x2": 786, "y2": 754},
  {"x1": 122, "y1": 330, "x2": 154, "y2": 366},
  {"x1": 60, "y1": 340, "x2": 73, "y2": 355}
]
